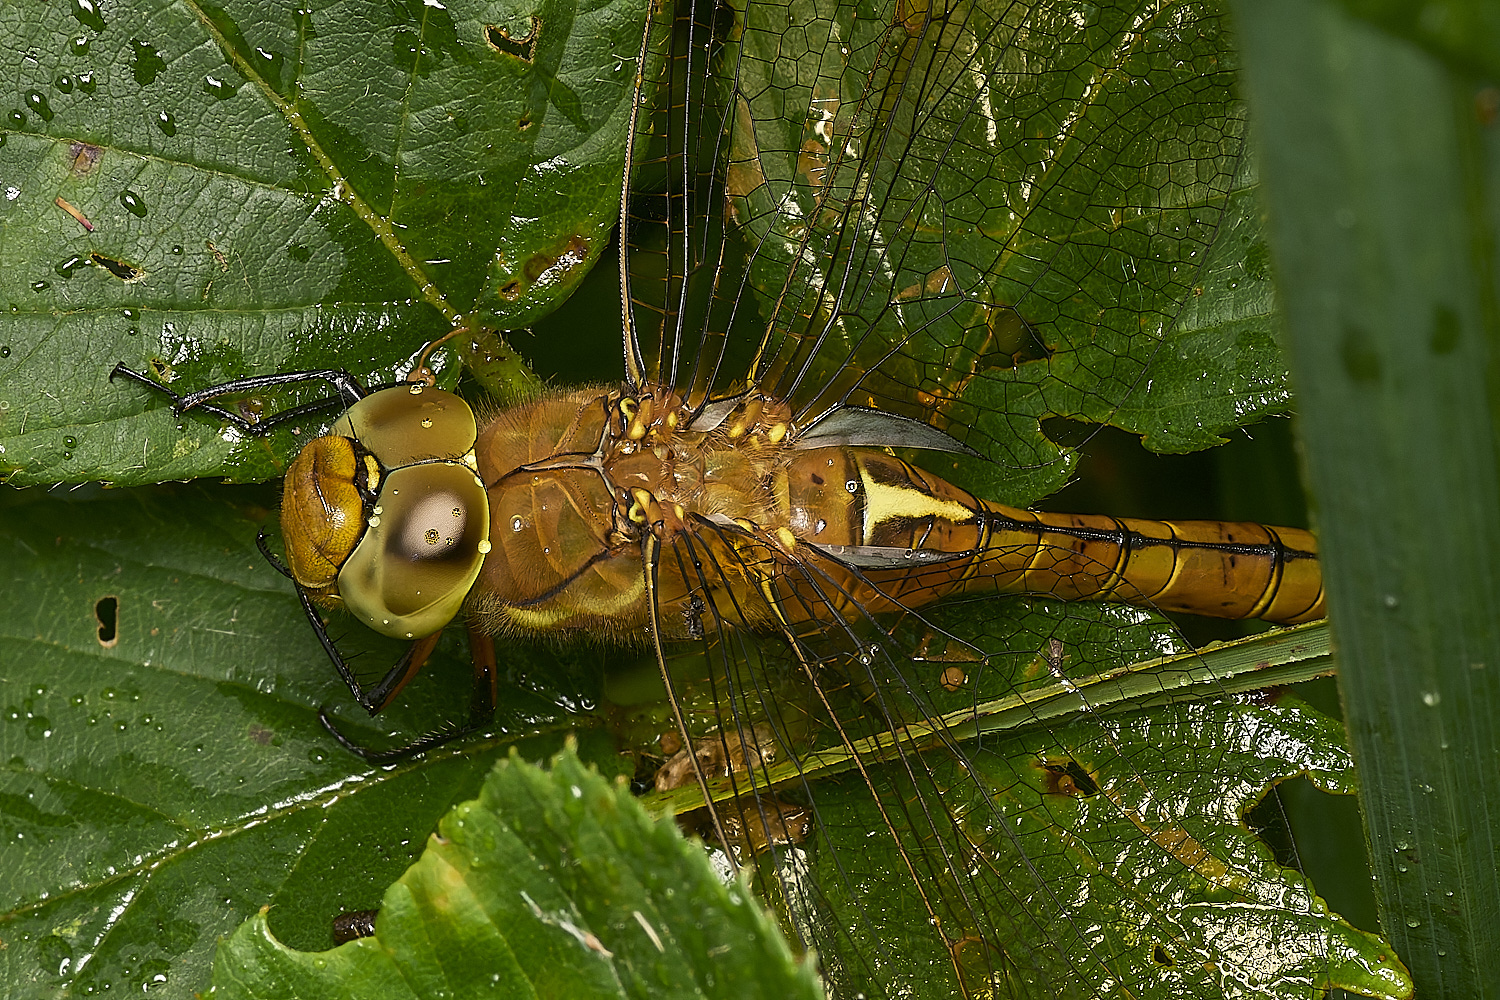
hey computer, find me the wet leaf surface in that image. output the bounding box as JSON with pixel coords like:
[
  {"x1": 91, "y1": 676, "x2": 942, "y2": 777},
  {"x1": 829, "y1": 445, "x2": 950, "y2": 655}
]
[{"x1": 212, "y1": 746, "x2": 825, "y2": 1000}]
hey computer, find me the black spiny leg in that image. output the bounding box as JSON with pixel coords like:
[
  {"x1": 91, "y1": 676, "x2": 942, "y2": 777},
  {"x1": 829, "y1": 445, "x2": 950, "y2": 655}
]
[
  {"x1": 317, "y1": 625, "x2": 499, "y2": 763},
  {"x1": 109, "y1": 362, "x2": 369, "y2": 435}
]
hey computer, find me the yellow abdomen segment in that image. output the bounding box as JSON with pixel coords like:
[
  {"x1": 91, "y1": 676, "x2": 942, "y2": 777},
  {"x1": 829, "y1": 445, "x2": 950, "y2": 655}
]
[{"x1": 783, "y1": 448, "x2": 1323, "y2": 625}]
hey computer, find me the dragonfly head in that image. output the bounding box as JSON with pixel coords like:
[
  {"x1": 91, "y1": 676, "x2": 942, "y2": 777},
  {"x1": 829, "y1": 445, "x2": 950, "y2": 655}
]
[{"x1": 281, "y1": 383, "x2": 491, "y2": 640}]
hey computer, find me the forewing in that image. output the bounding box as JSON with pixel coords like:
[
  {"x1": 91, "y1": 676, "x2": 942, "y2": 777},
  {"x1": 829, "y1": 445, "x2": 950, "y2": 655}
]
[{"x1": 629, "y1": 0, "x2": 1283, "y2": 505}]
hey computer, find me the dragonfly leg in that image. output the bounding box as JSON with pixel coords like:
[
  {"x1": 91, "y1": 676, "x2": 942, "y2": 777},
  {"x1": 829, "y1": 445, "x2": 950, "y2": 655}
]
[
  {"x1": 316, "y1": 627, "x2": 498, "y2": 763},
  {"x1": 109, "y1": 362, "x2": 367, "y2": 435}
]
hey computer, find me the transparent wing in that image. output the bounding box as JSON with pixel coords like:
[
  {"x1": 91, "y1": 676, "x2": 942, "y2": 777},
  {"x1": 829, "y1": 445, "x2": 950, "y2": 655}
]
[
  {"x1": 627, "y1": 0, "x2": 1256, "y2": 503},
  {"x1": 620, "y1": 0, "x2": 1396, "y2": 997},
  {"x1": 638, "y1": 522, "x2": 1385, "y2": 998}
]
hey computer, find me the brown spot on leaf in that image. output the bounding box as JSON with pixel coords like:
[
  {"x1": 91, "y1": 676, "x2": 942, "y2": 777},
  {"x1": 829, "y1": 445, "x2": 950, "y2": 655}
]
[{"x1": 68, "y1": 143, "x2": 102, "y2": 174}]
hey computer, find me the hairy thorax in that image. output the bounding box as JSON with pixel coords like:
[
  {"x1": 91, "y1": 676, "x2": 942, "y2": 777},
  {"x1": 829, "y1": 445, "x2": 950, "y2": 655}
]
[{"x1": 466, "y1": 385, "x2": 799, "y2": 641}]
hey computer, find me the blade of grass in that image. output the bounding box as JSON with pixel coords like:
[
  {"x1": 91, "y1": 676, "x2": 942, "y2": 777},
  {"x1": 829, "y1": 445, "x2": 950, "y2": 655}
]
[
  {"x1": 1233, "y1": 1, "x2": 1500, "y2": 993},
  {"x1": 645, "y1": 621, "x2": 1336, "y2": 814}
]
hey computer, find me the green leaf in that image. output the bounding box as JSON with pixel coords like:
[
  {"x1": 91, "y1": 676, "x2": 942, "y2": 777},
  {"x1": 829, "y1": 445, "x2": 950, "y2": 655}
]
[
  {"x1": 0, "y1": 0, "x2": 660, "y2": 486},
  {"x1": 799, "y1": 698, "x2": 1409, "y2": 998},
  {"x1": 212, "y1": 745, "x2": 825, "y2": 999},
  {"x1": 717, "y1": 0, "x2": 1288, "y2": 503},
  {"x1": 1233, "y1": 0, "x2": 1500, "y2": 993},
  {"x1": 0, "y1": 484, "x2": 614, "y2": 995}
]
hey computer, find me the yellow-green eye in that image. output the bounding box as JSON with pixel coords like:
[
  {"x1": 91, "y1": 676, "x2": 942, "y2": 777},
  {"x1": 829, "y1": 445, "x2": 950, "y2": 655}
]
[
  {"x1": 278, "y1": 383, "x2": 490, "y2": 640},
  {"x1": 332, "y1": 383, "x2": 478, "y2": 467},
  {"x1": 338, "y1": 461, "x2": 490, "y2": 639}
]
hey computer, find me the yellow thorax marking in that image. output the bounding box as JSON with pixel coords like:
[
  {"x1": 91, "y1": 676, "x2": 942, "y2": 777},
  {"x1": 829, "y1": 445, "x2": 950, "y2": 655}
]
[
  {"x1": 857, "y1": 457, "x2": 971, "y2": 537},
  {"x1": 502, "y1": 572, "x2": 648, "y2": 631}
]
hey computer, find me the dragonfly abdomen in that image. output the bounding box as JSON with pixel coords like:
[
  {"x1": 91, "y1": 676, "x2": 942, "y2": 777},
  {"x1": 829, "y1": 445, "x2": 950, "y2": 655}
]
[
  {"x1": 787, "y1": 448, "x2": 1324, "y2": 624},
  {"x1": 972, "y1": 508, "x2": 1325, "y2": 624}
]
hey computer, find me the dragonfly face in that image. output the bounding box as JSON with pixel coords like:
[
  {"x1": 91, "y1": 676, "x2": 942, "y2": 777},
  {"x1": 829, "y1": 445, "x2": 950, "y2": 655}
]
[{"x1": 280, "y1": 383, "x2": 490, "y2": 642}]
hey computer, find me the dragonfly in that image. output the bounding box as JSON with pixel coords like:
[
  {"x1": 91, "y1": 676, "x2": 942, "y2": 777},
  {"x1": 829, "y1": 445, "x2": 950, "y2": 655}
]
[{"x1": 104, "y1": 0, "x2": 1406, "y2": 996}]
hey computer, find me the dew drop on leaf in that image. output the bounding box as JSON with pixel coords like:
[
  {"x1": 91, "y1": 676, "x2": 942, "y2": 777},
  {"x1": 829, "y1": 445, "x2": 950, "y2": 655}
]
[
  {"x1": 130, "y1": 40, "x2": 166, "y2": 86},
  {"x1": 203, "y1": 74, "x2": 237, "y2": 99},
  {"x1": 72, "y1": 0, "x2": 104, "y2": 31},
  {"x1": 26, "y1": 92, "x2": 53, "y2": 122}
]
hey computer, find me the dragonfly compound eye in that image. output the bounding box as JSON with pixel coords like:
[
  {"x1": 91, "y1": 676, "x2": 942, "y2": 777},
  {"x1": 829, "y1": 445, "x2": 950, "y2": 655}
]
[
  {"x1": 280, "y1": 385, "x2": 491, "y2": 640},
  {"x1": 338, "y1": 462, "x2": 490, "y2": 639}
]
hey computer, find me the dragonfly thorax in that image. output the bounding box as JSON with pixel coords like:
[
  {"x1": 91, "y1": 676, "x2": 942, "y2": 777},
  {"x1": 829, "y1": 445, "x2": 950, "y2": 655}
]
[{"x1": 468, "y1": 385, "x2": 799, "y2": 640}]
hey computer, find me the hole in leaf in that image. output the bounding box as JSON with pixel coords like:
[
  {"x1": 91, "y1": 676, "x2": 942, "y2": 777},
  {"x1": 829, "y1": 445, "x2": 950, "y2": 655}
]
[
  {"x1": 332, "y1": 909, "x2": 379, "y2": 944},
  {"x1": 486, "y1": 16, "x2": 540, "y2": 62},
  {"x1": 90, "y1": 253, "x2": 146, "y2": 282},
  {"x1": 1039, "y1": 757, "x2": 1098, "y2": 797},
  {"x1": 1039, "y1": 415, "x2": 1098, "y2": 449},
  {"x1": 95, "y1": 595, "x2": 118, "y2": 647}
]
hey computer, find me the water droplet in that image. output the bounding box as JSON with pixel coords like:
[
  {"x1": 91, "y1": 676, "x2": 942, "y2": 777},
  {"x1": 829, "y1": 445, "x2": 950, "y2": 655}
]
[
  {"x1": 77, "y1": 72, "x2": 96, "y2": 94},
  {"x1": 127, "y1": 327, "x2": 138, "y2": 336},
  {"x1": 72, "y1": 0, "x2": 105, "y2": 31},
  {"x1": 254, "y1": 47, "x2": 286, "y2": 81},
  {"x1": 26, "y1": 92, "x2": 53, "y2": 123},
  {"x1": 155, "y1": 110, "x2": 175, "y2": 135},
  {"x1": 56, "y1": 75, "x2": 75, "y2": 93},
  {"x1": 121, "y1": 307, "x2": 137, "y2": 319},
  {"x1": 64, "y1": 436, "x2": 77, "y2": 449},
  {"x1": 1406, "y1": 918, "x2": 1421, "y2": 928},
  {"x1": 119, "y1": 190, "x2": 146, "y2": 217},
  {"x1": 55, "y1": 255, "x2": 89, "y2": 278},
  {"x1": 170, "y1": 244, "x2": 183, "y2": 255},
  {"x1": 8, "y1": 110, "x2": 26, "y2": 128},
  {"x1": 130, "y1": 40, "x2": 166, "y2": 86},
  {"x1": 1384, "y1": 593, "x2": 1399, "y2": 609},
  {"x1": 1422, "y1": 690, "x2": 1441, "y2": 706},
  {"x1": 30, "y1": 280, "x2": 50, "y2": 292},
  {"x1": 0, "y1": 346, "x2": 10, "y2": 359},
  {"x1": 1395, "y1": 839, "x2": 1410, "y2": 851},
  {"x1": 71, "y1": 35, "x2": 90, "y2": 55},
  {"x1": 202, "y1": 74, "x2": 237, "y2": 100}
]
